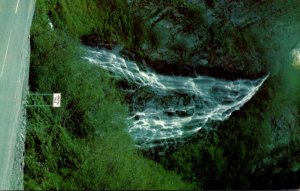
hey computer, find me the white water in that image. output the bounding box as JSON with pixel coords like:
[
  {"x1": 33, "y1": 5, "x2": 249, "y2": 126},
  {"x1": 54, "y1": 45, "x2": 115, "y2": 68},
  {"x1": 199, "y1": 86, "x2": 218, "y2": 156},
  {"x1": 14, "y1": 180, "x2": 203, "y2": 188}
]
[
  {"x1": 48, "y1": 18, "x2": 54, "y2": 30},
  {"x1": 84, "y1": 47, "x2": 268, "y2": 148}
]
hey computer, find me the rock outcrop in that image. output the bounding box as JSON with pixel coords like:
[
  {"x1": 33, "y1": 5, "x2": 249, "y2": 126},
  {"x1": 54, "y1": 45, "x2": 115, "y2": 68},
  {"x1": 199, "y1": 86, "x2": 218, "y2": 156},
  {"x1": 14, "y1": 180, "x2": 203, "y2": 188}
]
[{"x1": 124, "y1": 0, "x2": 277, "y2": 78}]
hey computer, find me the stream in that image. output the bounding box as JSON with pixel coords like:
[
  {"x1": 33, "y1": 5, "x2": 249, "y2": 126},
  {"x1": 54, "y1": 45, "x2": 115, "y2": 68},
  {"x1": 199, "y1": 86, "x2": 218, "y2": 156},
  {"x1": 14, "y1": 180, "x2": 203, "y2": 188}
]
[{"x1": 84, "y1": 47, "x2": 268, "y2": 149}]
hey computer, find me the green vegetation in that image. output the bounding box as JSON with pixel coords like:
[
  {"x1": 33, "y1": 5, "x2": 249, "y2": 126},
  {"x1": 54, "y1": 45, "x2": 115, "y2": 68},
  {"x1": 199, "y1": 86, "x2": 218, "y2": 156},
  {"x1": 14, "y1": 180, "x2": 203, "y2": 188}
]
[
  {"x1": 25, "y1": 0, "x2": 300, "y2": 189},
  {"x1": 44, "y1": 0, "x2": 154, "y2": 57},
  {"x1": 25, "y1": 0, "x2": 192, "y2": 189},
  {"x1": 46, "y1": 0, "x2": 133, "y2": 40}
]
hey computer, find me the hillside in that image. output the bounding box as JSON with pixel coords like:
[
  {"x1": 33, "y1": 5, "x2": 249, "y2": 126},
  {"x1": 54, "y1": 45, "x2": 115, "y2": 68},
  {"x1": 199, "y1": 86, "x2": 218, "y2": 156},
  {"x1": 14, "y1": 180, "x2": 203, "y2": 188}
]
[{"x1": 25, "y1": 0, "x2": 300, "y2": 189}]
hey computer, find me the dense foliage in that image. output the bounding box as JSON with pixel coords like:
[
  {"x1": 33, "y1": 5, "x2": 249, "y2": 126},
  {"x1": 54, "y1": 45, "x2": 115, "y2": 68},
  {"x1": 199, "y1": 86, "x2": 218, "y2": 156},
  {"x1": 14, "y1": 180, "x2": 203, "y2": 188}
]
[
  {"x1": 25, "y1": 0, "x2": 191, "y2": 189},
  {"x1": 25, "y1": 0, "x2": 300, "y2": 190}
]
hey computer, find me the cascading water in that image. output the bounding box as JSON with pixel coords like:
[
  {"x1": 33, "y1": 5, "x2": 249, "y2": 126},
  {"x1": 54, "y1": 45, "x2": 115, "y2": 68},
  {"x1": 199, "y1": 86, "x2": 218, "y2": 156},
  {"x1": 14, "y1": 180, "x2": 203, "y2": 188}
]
[{"x1": 83, "y1": 47, "x2": 268, "y2": 148}]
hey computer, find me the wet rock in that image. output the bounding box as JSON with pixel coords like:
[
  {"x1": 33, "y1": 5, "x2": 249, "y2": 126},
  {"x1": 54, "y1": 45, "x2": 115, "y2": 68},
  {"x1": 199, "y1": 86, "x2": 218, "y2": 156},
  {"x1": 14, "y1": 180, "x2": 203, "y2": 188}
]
[
  {"x1": 81, "y1": 33, "x2": 116, "y2": 49},
  {"x1": 130, "y1": 0, "x2": 277, "y2": 79},
  {"x1": 81, "y1": 33, "x2": 101, "y2": 47}
]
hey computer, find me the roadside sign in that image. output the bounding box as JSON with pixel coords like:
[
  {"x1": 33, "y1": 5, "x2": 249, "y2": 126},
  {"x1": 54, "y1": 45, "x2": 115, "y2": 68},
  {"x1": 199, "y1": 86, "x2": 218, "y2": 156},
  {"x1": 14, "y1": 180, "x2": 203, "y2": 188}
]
[
  {"x1": 26, "y1": 93, "x2": 62, "y2": 108},
  {"x1": 52, "y1": 93, "x2": 61, "y2": 107}
]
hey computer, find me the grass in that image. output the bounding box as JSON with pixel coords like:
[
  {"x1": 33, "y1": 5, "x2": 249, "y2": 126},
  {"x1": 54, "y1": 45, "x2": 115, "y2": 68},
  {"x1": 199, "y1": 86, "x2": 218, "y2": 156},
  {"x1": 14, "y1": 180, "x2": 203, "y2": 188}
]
[{"x1": 24, "y1": 0, "x2": 192, "y2": 189}]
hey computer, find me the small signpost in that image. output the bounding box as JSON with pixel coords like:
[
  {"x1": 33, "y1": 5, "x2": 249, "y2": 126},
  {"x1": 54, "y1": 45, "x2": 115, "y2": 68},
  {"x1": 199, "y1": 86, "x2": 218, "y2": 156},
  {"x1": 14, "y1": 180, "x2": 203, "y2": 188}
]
[
  {"x1": 26, "y1": 93, "x2": 62, "y2": 108},
  {"x1": 52, "y1": 93, "x2": 61, "y2": 107}
]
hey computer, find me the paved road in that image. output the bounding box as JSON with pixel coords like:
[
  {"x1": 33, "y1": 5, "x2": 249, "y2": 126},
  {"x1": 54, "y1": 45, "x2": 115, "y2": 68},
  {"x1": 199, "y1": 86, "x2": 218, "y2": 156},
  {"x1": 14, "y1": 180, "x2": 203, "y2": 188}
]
[{"x1": 0, "y1": 0, "x2": 35, "y2": 189}]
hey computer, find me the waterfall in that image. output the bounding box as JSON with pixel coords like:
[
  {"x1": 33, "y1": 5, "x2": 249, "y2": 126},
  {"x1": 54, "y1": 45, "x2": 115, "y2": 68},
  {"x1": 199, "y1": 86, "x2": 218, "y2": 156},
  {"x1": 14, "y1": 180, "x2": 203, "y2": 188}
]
[{"x1": 84, "y1": 47, "x2": 268, "y2": 148}]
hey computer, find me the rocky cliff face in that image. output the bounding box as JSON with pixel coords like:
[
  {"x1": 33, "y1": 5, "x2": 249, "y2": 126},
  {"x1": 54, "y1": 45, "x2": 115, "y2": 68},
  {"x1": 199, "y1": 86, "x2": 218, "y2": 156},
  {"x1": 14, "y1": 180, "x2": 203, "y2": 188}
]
[
  {"x1": 79, "y1": 0, "x2": 280, "y2": 79},
  {"x1": 120, "y1": 0, "x2": 278, "y2": 79}
]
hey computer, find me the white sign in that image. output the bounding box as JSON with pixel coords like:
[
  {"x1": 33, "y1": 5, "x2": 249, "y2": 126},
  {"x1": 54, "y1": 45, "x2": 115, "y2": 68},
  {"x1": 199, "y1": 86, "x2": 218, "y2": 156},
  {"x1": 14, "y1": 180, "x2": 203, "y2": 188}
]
[{"x1": 52, "y1": 93, "x2": 61, "y2": 107}]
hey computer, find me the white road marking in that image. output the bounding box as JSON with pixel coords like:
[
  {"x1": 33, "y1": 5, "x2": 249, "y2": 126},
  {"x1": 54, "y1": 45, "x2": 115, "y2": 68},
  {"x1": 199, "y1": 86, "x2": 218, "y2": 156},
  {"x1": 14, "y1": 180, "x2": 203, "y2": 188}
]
[
  {"x1": 15, "y1": 80, "x2": 19, "y2": 99},
  {"x1": 1, "y1": 30, "x2": 12, "y2": 78},
  {"x1": 15, "y1": 0, "x2": 20, "y2": 13}
]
